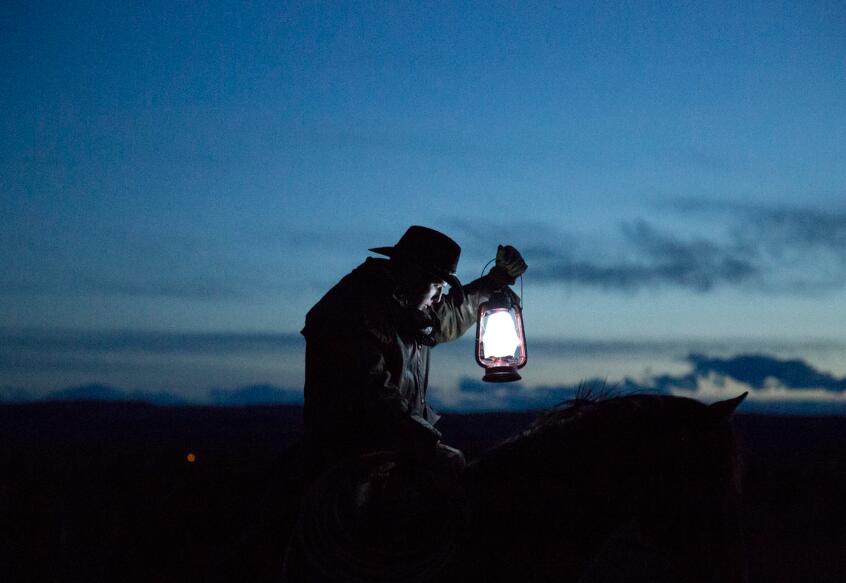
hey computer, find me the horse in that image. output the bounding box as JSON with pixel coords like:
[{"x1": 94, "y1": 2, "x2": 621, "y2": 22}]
[{"x1": 283, "y1": 390, "x2": 748, "y2": 583}]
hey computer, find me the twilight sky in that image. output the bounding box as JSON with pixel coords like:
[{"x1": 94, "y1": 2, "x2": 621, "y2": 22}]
[{"x1": 3, "y1": 1, "x2": 846, "y2": 410}]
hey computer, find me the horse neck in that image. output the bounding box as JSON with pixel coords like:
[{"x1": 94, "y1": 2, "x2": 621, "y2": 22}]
[
  {"x1": 459, "y1": 421, "x2": 637, "y2": 578},
  {"x1": 458, "y1": 400, "x2": 746, "y2": 582}
]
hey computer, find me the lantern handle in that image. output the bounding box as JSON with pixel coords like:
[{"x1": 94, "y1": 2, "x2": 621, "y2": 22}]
[
  {"x1": 506, "y1": 282, "x2": 522, "y2": 309},
  {"x1": 519, "y1": 273, "x2": 524, "y2": 308},
  {"x1": 480, "y1": 258, "x2": 495, "y2": 278},
  {"x1": 481, "y1": 259, "x2": 524, "y2": 308}
]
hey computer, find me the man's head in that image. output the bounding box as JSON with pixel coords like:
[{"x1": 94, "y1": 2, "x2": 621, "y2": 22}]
[
  {"x1": 370, "y1": 226, "x2": 464, "y2": 310},
  {"x1": 391, "y1": 262, "x2": 445, "y2": 310}
]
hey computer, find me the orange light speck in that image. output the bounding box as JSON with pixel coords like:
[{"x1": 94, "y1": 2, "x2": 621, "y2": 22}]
[{"x1": 186, "y1": 452, "x2": 196, "y2": 463}]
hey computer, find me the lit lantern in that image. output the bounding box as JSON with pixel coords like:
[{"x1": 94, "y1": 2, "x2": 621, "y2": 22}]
[{"x1": 475, "y1": 289, "x2": 527, "y2": 382}]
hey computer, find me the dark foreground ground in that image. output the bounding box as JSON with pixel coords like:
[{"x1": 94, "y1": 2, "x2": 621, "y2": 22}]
[{"x1": 1, "y1": 402, "x2": 845, "y2": 582}]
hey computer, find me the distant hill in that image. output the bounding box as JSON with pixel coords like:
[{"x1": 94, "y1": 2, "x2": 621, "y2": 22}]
[
  {"x1": 209, "y1": 384, "x2": 302, "y2": 405},
  {"x1": 0, "y1": 386, "x2": 34, "y2": 402},
  {"x1": 3, "y1": 351, "x2": 846, "y2": 415},
  {"x1": 47, "y1": 383, "x2": 138, "y2": 402},
  {"x1": 44, "y1": 383, "x2": 190, "y2": 405}
]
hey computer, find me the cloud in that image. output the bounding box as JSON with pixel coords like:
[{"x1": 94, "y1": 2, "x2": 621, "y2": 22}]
[
  {"x1": 445, "y1": 218, "x2": 571, "y2": 258},
  {"x1": 435, "y1": 353, "x2": 846, "y2": 413},
  {"x1": 526, "y1": 219, "x2": 758, "y2": 291},
  {"x1": 2, "y1": 382, "x2": 304, "y2": 406},
  {"x1": 653, "y1": 353, "x2": 846, "y2": 415},
  {"x1": 0, "y1": 328, "x2": 303, "y2": 356},
  {"x1": 0, "y1": 276, "x2": 252, "y2": 300},
  {"x1": 622, "y1": 353, "x2": 846, "y2": 396},
  {"x1": 42, "y1": 383, "x2": 188, "y2": 405},
  {"x1": 672, "y1": 199, "x2": 846, "y2": 291},
  {"x1": 0, "y1": 226, "x2": 294, "y2": 300},
  {"x1": 631, "y1": 353, "x2": 846, "y2": 415},
  {"x1": 0, "y1": 328, "x2": 305, "y2": 389},
  {"x1": 451, "y1": 201, "x2": 846, "y2": 293},
  {"x1": 672, "y1": 199, "x2": 846, "y2": 253},
  {"x1": 70, "y1": 275, "x2": 252, "y2": 300},
  {"x1": 0, "y1": 352, "x2": 135, "y2": 373},
  {"x1": 5, "y1": 351, "x2": 846, "y2": 414},
  {"x1": 436, "y1": 376, "x2": 641, "y2": 412},
  {"x1": 686, "y1": 353, "x2": 846, "y2": 392}
]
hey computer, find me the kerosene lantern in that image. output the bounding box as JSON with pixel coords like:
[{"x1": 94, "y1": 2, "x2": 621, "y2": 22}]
[{"x1": 475, "y1": 287, "x2": 527, "y2": 382}]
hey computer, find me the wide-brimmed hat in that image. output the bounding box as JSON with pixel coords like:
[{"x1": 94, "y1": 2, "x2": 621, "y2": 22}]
[{"x1": 370, "y1": 226, "x2": 462, "y2": 290}]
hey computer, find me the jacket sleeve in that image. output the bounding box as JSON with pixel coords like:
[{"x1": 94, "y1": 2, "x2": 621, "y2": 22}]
[
  {"x1": 359, "y1": 335, "x2": 442, "y2": 447},
  {"x1": 430, "y1": 274, "x2": 502, "y2": 345}
]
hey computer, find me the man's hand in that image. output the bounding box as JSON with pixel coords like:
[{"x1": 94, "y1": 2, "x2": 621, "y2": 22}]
[
  {"x1": 490, "y1": 244, "x2": 527, "y2": 287},
  {"x1": 435, "y1": 441, "x2": 466, "y2": 474},
  {"x1": 415, "y1": 440, "x2": 466, "y2": 476}
]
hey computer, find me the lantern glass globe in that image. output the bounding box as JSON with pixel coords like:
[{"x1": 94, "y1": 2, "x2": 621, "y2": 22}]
[{"x1": 481, "y1": 310, "x2": 521, "y2": 360}]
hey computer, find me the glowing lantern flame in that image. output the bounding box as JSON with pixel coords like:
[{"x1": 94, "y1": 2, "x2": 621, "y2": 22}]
[{"x1": 481, "y1": 310, "x2": 521, "y2": 359}]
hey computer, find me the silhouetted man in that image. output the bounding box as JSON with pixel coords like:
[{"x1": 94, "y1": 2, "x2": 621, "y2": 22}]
[{"x1": 301, "y1": 226, "x2": 526, "y2": 476}]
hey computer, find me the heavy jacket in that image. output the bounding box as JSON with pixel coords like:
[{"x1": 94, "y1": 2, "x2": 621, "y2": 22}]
[{"x1": 301, "y1": 257, "x2": 500, "y2": 470}]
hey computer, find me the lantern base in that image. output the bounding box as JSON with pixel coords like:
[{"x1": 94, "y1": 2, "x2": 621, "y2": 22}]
[{"x1": 482, "y1": 366, "x2": 522, "y2": 383}]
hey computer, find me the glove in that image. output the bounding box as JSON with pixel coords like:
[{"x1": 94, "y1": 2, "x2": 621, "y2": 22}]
[
  {"x1": 433, "y1": 441, "x2": 466, "y2": 476},
  {"x1": 414, "y1": 440, "x2": 466, "y2": 476},
  {"x1": 489, "y1": 244, "x2": 527, "y2": 287}
]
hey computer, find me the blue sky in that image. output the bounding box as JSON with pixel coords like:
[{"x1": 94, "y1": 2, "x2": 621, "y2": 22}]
[{"x1": 2, "y1": 1, "x2": 846, "y2": 410}]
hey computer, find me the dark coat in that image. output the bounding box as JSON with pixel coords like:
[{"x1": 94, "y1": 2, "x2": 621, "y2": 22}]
[{"x1": 301, "y1": 257, "x2": 499, "y2": 470}]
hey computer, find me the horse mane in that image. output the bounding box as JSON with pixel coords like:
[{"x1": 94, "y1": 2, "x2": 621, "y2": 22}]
[
  {"x1": 527, "y1": 380, "x2": 619, "y2": 433},
  {"x1": 468, "y1": 384, "x2": 735, "y2": 495},
  {"x1": 480, "y1": 381, "x2": 678, "y2": 458}
]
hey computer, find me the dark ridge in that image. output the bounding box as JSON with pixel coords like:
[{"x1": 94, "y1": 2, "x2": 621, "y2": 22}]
[{"x1": 2, "y1": 402, "x2": 845, "y2": 582}]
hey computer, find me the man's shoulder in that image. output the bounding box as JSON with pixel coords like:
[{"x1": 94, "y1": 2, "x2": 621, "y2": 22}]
[{"x1": 302, "y1": 258, "x2": 397, "y2": 344}]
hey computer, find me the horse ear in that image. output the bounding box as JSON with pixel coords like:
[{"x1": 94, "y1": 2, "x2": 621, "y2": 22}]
[{"x1": 708, "y1": 392, "x2": 748, "y2": 419}]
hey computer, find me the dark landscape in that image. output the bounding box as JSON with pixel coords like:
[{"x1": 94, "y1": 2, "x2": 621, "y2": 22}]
[{"x1": 2, "y1": 401, "x2": 845, "y2": 582}]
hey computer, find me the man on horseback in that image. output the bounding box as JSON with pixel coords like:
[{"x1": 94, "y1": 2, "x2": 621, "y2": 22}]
[{"x1": 301, "y1": 225, "x2": 527, "y2": 477}]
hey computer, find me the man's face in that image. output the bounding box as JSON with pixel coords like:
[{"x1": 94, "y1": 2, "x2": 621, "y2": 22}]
[
  {"x1": 414, "y1": 281, "x2": 444, "y2": 310},
  {"x1": 394, "y1": 261, "x2": 446, "y2": 310}
]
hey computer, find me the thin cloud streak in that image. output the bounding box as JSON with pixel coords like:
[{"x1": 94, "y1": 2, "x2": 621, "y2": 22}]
[
  {"x1": 461, "y1": 200, "x2": 846, "y2": 293},
  {"x1": 9, "y1": 326, "x2": 835, "y2": 360},
  {"x1": 514, "y1": 218, "x2": 759, "y2": 292},
  {"x1": 523, "y1": 337, "x2": 846, "y2": 357},
  {"x1": 0, "y1": 328, "x2": 303, "y2": 355},
  {"x1": 434, "y1": 353, "x2": 846, "y2": 413},
  {"x1": 0, "y1": 226, "x2": 294, "y2": 300},
  {"x1": 79, "y1": 276, "x2": 251, "y2": 301},
  {"x1": 671, "y1": 199, "x2": 846, "y2": 252}
]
